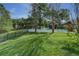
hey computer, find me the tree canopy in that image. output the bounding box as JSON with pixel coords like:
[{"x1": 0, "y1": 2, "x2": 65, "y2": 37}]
[{"x1": 0, "y1": 4, "x2": 12, "y2": 32}]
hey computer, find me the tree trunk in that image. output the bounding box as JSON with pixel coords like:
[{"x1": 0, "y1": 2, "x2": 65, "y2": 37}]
[
  {"x1": 35, "y1": 25, "x2": 37, "y2": 32},
  {"x1": 52, "y1": 24, "x2": 54, "y2": 33},
  {"x1": 77, "y1": 19, "x2": 79, "y2": 33},
  {"x1": 34, "y1": 23, "x2": 38, "y2": 32},
  {"x1": 51, "y1": 19, "x2": 55, "y2": 33},
  {"x1": 34, "y1": 19, "x2": 38, "y2": 32}
]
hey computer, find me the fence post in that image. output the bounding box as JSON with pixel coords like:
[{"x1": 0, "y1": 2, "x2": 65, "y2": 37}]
[
  {"x1": 15, "y1": 31, "x2": 16, "y2": 37},
  {"x1": 7, "y1": 32, "x2": 8, "y2": 40}
]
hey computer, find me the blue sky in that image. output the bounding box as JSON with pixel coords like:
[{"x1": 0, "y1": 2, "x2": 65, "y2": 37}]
[
  {"x1": 3, "y1": 3, "x2": 76, "y2": 19},
  {"x1": 3, "y1": 3, "x2": 31, "y2": 19},
  {"x1": 60, "y1": 3, "x2": 76, "y2": 20}
]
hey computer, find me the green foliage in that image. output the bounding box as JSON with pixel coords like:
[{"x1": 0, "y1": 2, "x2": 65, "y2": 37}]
[
  {"x1": 12, "y1": 17, "x2": 34, "y2": 29},
  {"x1": 31, "y1": 3, "x2": 49, "y2": 28},
  {"x1": 0, "y1": 4, "x2": 12, "y2": 32},
  {"x1": 59, "y1": 9, "x2": 70, "y2": 20}
]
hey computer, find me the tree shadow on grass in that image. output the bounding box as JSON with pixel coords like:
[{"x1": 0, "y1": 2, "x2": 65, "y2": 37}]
[
  {"x1": 20, "y1": 33, "x2": 52, "y2": 56},
  {"x1": 0, "y1": 32, "x2": 53, "y2": 56},
  {"x1": 0, "y1": 32, "x2": 46, "y2": 43},
  {"x1": 62, "y1": 41, "x2": 79, "y2": 56}
]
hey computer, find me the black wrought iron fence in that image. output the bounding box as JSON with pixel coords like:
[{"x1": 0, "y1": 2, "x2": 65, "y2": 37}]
[{"x1": 0, "y1": 29, "x2": 28, "y2": 42}]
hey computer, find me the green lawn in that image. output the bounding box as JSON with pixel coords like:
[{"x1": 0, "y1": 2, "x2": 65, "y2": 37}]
[{"x1": 0, "y1": 32, "x2": 78, "y2": 56}]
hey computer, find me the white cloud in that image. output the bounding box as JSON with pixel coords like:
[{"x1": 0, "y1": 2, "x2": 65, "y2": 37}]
[
  {"x1": 11, "y1": 14, "x2": 28, "y2": 19},
  {"x1": 9, "y1": 4, "x2": 31, "y2": 19},
  {"x1": 10, "y1": 8, "x2": 16, "y2": 13}
]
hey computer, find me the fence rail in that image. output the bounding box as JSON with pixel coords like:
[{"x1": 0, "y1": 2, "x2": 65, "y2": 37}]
[{"x1": 0, "y1": 29, "x2": 28, "y2": 42}]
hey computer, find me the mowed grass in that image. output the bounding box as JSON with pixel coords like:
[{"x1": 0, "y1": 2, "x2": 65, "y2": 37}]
[{"x1": 0, "y1": 32, "x2": 78, "y2": 56}]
